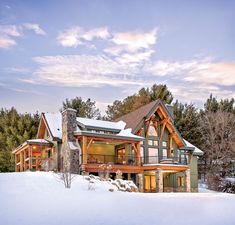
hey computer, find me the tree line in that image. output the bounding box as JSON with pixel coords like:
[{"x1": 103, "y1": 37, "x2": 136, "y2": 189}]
[{"x1": 1, "y1": 84, "x2": 235, "y2": 188}]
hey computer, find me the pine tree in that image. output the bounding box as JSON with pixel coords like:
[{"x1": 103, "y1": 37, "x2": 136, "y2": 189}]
[
  {"x1": 0, "y1": 108, "x2": 39, "y2": 172},
  {"x1": 105, "y1": 84, "x2": 173, "y2": 120},
  {"x1": 62, "y1": 97, "x2": 101, "y2": 119}
]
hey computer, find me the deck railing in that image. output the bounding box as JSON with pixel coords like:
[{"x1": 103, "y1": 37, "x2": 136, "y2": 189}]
[
  {"x1": 87, "y1": 154, "x2": 137, "y2": 166},
  {"x1": 141, "y1": 156, "x2": 188, "y2": 165},
  {"x1": 86, "y1": 154, "x2": 187, "y2": 165}
]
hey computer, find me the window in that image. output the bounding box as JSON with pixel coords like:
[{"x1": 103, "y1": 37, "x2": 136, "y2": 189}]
[
  {"x1": 162, "y1": 141, "x2": 167, "y2": 147},
  {"x1": 177, "y1": 176, "x2": 185, "y2": 187},
  {"x1": 148, "y1": 139, "x2": 158, "y2": 146},
  {"x1": 140, "y1": 146, "x2": 144, "y2": 158},
  {"x1": 162, "y1": 149, "x2": 167, "y2": 159},
  {"x1": 117, "y1": 148, "x2": 126, "y2": 164},
  {"x1": 148, "y1": 148, "x2": 158, "y2": 163}
]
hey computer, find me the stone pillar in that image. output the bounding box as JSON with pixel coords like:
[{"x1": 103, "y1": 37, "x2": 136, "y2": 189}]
[
  {"x1": 185, "y1": 169, "x2": 191, "y2": 192},
  {"x1": 137, "y1": 173, "x2": 144, "y2": 192},
  {"x1": 156, "y1": 168, "x2": 163, "y2": 192}
]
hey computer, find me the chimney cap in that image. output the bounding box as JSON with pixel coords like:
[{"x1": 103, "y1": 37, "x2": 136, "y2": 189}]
[{"x1": 61, "y1": 108, "x2": 77, "y2": 114}]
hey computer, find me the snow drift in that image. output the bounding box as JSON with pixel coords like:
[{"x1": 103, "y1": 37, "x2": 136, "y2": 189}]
[{"x1": 0, "y1": 172, "x2": 235, "y2": 225}]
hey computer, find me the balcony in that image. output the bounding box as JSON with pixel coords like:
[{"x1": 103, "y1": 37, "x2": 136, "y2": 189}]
[
  {"x1": 87, "y1": 154, "x2": 138, "y2": 166},
  {"x1": 142, "y1": 156, "x2": 188, "y2": 165}
]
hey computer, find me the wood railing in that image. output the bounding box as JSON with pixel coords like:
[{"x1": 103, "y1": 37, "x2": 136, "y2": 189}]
[
  {"x1": 141, "y1": 156, "x2": 188, "y2": 165},
  {"x1": 87, "y1": 154, "x2": 137, "y2": 166}
]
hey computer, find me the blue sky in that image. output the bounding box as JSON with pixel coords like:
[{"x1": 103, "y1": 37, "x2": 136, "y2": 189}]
[{"x1": 0, "y1": 0, "x2": 235, "y2": 114}]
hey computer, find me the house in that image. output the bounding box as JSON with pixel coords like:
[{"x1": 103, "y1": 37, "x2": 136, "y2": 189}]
[{"x1": 12, "y1": 100, "x2": 203, "y2": 192}]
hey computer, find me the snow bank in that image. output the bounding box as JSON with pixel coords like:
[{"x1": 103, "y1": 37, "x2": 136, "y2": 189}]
[{"x1": 0, "y1": 172, "x2": 235, "y2": 225}]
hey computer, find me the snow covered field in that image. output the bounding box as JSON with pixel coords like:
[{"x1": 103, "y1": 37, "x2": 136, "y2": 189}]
[{"x1": 0, "y1": 172, "x2": 235, "y2": 225}]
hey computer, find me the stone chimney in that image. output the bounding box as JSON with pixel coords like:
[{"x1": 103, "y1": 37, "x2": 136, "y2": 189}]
[
  {"x1": 61, "y1": 108, "x2": 80, "y2": 173},
  {"x1": 62, "y1": 108, "x2": 77, "y2": 144}
]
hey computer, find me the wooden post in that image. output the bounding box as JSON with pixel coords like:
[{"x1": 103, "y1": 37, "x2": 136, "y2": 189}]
[
  {"x1": 15, "y1": 154, "x2": 18, "y2": 172},
  {"x1": 160, "y1": 118, "x2": 169, "y2": 140},
  {"x1": 169, "y1": 136, "x2": 173, "y2": 157},
  {"x1": 82, "y1": 136, "x2": 87, "y2": 164},
  {"x1": 136, "y1": 142, "x2": 141, "y2": 166},
  {"x1": 29, "y1": 146, "x2": 32, "y2": 170},
  {"x1": 23, "y1": 149, "x2": 26, "y2": 171},
  {"x1": 20, "y1": 151, "x2": 23, "y2": 172}
]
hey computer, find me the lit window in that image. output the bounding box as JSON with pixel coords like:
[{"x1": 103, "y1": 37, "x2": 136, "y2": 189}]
[
  {"x1": 148, "y1": 140, "x2": 153, "y2": 146},
  {"x1": 162, "y1": 141, "x2": 167, "y2": 147},
  {"x1": 153, "y1": 141, "x2": 158, "y2": 146}
]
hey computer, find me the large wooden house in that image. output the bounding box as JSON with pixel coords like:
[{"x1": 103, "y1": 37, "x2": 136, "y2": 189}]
[{"x1": 13, "y1": 100, "x2": 203, "y2": 192}]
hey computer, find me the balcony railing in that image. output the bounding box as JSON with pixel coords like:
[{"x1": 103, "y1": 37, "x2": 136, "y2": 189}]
[
  {"x1": 87, "y1": 154, "x2": 137, "y2": 166},
  {"x1": 86, "y1": 154, "x2": 187, "y2": 166},
  {"x1": 141, "y1": 156, "x2": 188, "y2": 165}
]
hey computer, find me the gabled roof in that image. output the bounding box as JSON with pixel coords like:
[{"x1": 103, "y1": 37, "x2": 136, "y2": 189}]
[
  {"x1": 115, "y1": 100, "x2": 185, "y2": 147},
  {"x1": 115, "y1": 100, "x2": 160, "y2": 132},
  {"x1": 43, "y1": 113, "x2": 62, "y2": 139},
  {"x1": 37, "y1": 113, "x2": 62, "y2": 141}
]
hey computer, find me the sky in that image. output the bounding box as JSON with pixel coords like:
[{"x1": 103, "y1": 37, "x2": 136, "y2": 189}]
[{"x1": 0, "y1": 0, "x2": 235, "y2": 115}]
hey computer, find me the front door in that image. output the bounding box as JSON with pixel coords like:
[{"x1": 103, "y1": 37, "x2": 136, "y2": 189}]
[{"x1": 144, "y1": 175, "x2": 156, "y2": 192}]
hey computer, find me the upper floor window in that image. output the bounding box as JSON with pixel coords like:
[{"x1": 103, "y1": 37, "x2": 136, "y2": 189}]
[
  {"x1": 148, "y1": 139, "x2": 158, "y2": 146},
  {"x1": 162, "y1": 141, "x2": 167, "y2": 147}
]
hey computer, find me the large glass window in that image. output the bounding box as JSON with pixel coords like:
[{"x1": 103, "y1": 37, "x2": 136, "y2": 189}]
[{"x1": 148, "y1": 148, "x2": 158, "y2": 163}]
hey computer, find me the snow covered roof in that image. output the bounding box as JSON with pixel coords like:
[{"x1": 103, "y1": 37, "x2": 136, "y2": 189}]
[
  {"x1": 117, "y1": 128, "x2": 143, "y2": 139},
  {"x1": 77, "y1": 117, "x2": 126, "y2": 131},
  {"x1": 27, "y1": 139, "x2": 52, "y2": 144},
  {"x1": 12, "y1": 139, "x2": 52, "y2": 153},
  {"x1": 42, "y1": 113, "x2": 141, "y2": 141},
  {"x1": 183, "y1": 139, "x2": 204, "y2": 156},
  {"x1": 43, "y1": 113, "x2": 62, "y2": 139}
]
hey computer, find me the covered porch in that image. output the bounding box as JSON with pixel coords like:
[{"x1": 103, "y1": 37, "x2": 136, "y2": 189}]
[
  {"x1": 142, "y1": 164, "x2": 191, "y2": 192},
  {"x1": 77, "y1": 135, "x2": 142, "y2": 173},
  {"x1": 13, "y1": 139, "x2": 54, "y2": 172}
]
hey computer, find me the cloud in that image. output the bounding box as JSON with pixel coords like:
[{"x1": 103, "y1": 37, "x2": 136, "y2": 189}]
[
  {"x1": 0, "y1": 36, "x2": 16, "y2": 48},
  {"x1": 144, "y1": 58, "x2": 235, "y2": 86},
  {"x1": 169, "y1": 83, "x2": 235, "y2": 107},
  {"x1": 23, "y1": 23, "x2": 46, "y2": 35},
  {"x1": 0, "y1": 25, "x2": 20, "y2": 48},
  {"x1": 116, "y1": 49, "x2": 155, "y2": 64},
  {"x1": 25, "y1": 54, "x2": 148, "y2": 87},
  {"x1": 57, "y1": 26, "x2": 110, "y2": 47},
  {"x1": 0, "y1": 25, "x2": 21, "y2": 37},
  {"x1": 111, "y1": 28, "x2": 158, "y2": 52},
  {"x1": 184, "y1": 61, "x2": 235, "y2": 86},
  {"x1": 4, "y1": 66, "x2": 31, "y2": 73},
  {"x1": 0, "y1": 23, "x2": 46, "y2": 49}
]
